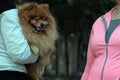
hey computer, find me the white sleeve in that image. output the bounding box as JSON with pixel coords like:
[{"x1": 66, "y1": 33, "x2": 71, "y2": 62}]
[{"x1": 0, "y1": 9, "x2": 39, "y2": 64}]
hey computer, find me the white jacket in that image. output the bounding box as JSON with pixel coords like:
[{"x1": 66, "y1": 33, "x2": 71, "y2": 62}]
[{"x1": 0, "y1": 9, "x2": 39, "y2": 73}]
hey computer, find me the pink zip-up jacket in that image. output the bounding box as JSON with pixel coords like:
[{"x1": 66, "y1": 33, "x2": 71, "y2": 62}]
[{"x1": 81, "y1": 7, "x2": 120, "y2": 80}]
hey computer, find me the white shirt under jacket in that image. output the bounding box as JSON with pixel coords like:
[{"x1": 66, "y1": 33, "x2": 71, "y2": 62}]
[{"x1": 0, "y1": 9, "x2": 39, "y2": 73}]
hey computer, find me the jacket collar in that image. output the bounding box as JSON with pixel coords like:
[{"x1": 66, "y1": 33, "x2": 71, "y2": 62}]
[{"x1": 104, "y1": 6, "x2": 117, "y2": 27}]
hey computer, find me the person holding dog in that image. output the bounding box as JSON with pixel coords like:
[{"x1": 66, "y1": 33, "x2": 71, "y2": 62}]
[
  {"x1": 0, "y1": 0, "x2": 39, "y2": 80},
  {"x1": 81, "y1": 0, "x2": 120, "y2": 80}
]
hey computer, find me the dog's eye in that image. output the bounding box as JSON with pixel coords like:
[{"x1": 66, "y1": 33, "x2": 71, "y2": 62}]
[
  {"x1": 34, "y1": 17, "x2": 39, "y2": 20},
  {"x1": 41, "y1": 18, "x2": 47, "y2": 21},
  {"x1": 31, "y1": 16, "x2": 39, "y2": 20}
]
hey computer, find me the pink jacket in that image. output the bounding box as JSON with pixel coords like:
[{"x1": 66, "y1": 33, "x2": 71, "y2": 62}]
[{"x1": 81, "y1": 7, "x2": 120, "y2": 80}]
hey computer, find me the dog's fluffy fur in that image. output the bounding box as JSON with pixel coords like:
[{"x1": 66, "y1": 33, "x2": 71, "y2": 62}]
[{"x1": 18, "y1": 2, "x2": 59, "y2": 80}]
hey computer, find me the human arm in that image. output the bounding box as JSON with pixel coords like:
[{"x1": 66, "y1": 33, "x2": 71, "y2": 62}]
[
  {"x1": 0, "y1": 0, "x2": 39, "y2": 64},
  {"x1": 81, "y1": 27, "x2": 95, "y2": 80}
]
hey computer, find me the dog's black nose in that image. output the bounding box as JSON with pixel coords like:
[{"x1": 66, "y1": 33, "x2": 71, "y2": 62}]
[{"x1": 40, "y1": 23, "x2": 45, "y2": 28}]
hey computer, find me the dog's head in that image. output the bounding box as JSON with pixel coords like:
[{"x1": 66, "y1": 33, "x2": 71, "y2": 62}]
[{"x1": 19, "y1": 3, "x2": 55, "y2": 33}]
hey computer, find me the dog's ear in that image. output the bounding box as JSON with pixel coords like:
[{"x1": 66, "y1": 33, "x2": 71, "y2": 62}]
[
  {"x1": 42, "y1": 4, "x2": 49, "y2": 11},
  {"x1": 19, "y1": 3, "x2": 37, "y2": 20},
  {"x1": 25, "y1": 3, "x2": 37, "y2": 11}
]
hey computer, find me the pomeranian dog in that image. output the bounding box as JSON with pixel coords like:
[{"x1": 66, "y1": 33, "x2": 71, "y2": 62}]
[{"x1": 18, "y1": 2, "x2": 59, "y2": 80}]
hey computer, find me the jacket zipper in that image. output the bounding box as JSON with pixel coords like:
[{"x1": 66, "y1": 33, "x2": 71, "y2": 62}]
[
  {"x1": 101, "y1": 44, "x2": 108, "y2": 80},
  {"x1": 101, "y1": 16, "x2": 109, "y2": 80}
]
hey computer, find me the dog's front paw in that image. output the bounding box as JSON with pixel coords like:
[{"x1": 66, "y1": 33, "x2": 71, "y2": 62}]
[{"x1": 30, "y1": 44, "x2": 39, "y2": 54}]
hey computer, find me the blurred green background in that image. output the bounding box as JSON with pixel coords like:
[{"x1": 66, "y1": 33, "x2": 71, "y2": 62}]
[{"x1": 16, "y1": 0, "x2": 116, "y2": 80}]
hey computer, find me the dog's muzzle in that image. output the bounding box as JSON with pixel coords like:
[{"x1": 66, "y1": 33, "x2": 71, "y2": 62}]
[{"x1": 32, "y1": 23, "x2": 46, "y2": 33}]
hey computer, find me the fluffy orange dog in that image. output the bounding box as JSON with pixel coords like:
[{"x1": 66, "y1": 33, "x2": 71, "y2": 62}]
[{"x1": 18, "y1": 2, "x2": 59, "y2": 80}]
